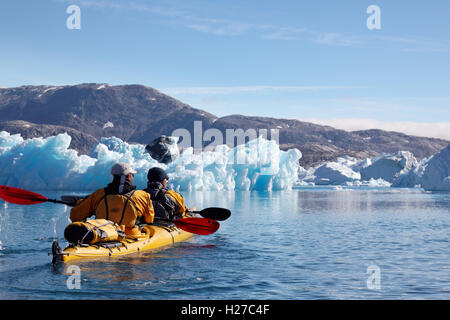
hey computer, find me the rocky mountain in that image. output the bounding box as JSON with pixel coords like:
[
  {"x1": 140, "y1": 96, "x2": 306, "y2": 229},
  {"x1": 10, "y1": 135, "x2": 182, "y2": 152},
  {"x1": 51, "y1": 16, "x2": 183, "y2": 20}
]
[
  {"x1": 0, "y1": 83, "x2": 216, "y2": 143},
  {"x1": 211, "y1": 115, "x2": 448, "y2": 166},
  {"x1": 0, "y1": 83, "x2": 448, "y2": 167}
]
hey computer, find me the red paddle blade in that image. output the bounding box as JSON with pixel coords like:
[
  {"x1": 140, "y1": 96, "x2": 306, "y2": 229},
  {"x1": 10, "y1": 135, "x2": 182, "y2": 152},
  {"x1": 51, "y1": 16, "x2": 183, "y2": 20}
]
[
  {"x1": 174, "y1": 217, "x2": 220, "y2": 235},
  {"x1": 0, "y1": 185, "x2": 48, "y2": 205}
]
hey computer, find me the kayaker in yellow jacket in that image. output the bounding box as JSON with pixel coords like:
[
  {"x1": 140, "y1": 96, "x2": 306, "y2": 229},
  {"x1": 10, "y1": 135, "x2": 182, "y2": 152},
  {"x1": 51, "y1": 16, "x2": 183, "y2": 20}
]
[
  {"x1": 144, "y1": 167, "x2": 189, "y2": 220},
  {"x1": 70, "y1": 163, "x2": 154, "y2": 237}
]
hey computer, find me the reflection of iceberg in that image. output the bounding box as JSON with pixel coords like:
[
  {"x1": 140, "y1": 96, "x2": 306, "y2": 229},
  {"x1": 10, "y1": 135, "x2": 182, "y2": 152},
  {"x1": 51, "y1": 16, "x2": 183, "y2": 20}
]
[{"x1": 0, "y1": 131, "x2": 302, "y2": 191}]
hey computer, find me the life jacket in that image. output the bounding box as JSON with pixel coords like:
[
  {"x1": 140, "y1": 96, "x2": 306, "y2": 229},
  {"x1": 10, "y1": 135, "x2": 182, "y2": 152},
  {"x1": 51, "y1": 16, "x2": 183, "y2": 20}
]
[
  {"x1": 64, "y1": 219, "x2": 126, "y2": 244},
  {"x1": 145, "y1": 182, "x2": 175, "y2": 220},
  {"x1": 166, "y1": 190, "x2": 186, "y2": 216},
  {"x1": 95, "y1": 189, "x2": 138, "y2": 227}
]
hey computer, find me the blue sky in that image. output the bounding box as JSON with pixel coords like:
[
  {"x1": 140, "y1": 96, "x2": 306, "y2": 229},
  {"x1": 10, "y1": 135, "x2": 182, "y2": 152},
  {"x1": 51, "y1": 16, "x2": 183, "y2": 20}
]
[{"x1": 1, "y1": 0, "x2": 449, "y2": 139}]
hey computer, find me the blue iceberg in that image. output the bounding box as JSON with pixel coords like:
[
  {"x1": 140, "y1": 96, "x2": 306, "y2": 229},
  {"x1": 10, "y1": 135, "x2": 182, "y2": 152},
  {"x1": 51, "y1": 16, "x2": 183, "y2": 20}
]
[{"x1": 0, "y1": 131, "x2": 302, "y2": 191}]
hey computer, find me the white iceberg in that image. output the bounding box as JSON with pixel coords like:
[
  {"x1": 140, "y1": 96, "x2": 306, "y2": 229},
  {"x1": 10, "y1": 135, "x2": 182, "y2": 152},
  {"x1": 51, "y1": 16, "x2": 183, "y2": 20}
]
[
  {"x1": 421, "y1": 144, "x2": 450, "y2": 191},
  {"x1": 346, "y1": 178, "x2": 392, "y2": 187},
  {"x1": 392, "y1": 158, "x2": 428, "y2": 188},
  {"x1": 391, "y1": 144, "x2": 450, "y2": 191},
  {"x1": 360, "y1": 151, "x2": 418, "y2": 183},
  {"x1": 297, "y1": 146, "x2": 449, "y2": 191},
  {"x1": 299, "y1": 156, "x2": 369, "y2": 186},
  {"x1": 312, "y1": 161, "x2": 361, "y2": 185}
]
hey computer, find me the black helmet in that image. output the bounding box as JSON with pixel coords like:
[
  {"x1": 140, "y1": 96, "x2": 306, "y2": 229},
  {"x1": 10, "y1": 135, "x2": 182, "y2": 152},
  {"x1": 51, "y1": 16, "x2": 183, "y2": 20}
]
[{"x1": 147, "y1": 167, "x2": 169, "y2": 183}]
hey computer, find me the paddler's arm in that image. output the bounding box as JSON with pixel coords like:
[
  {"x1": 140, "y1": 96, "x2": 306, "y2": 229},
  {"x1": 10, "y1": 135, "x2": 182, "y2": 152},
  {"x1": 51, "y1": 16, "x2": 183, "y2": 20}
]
[
  {"x1": 166, "y1": 189, "x2": 188, "y2": 217},
  {"x1": 69, "y1": 189, "x2": 104, "y2": 222},
  {"x1": 133, "y1": 190, "x2": 155, "y2": 224}
]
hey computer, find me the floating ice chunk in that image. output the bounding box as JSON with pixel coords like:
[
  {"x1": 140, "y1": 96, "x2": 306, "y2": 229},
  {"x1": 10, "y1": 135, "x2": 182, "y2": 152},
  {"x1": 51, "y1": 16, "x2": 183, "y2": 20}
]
[
  {"x1": 360, "y1": 151, "x2": 417, "y2": 183},
  {"x1": 299, "y1": 156, "x2": 361, "y2": 186},
  {"x1": 346, "y1": 178, "x2": 391, "y2": 187},
  {"x1": 313, "y1": 161, "x2": 361, "y2": 185}
]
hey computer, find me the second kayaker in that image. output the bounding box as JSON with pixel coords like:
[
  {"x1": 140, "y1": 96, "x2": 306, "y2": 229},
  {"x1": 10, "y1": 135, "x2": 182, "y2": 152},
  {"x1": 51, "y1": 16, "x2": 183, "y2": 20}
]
[{"x1": 144, "y1": 167, "x2": 189, "y2": 220}]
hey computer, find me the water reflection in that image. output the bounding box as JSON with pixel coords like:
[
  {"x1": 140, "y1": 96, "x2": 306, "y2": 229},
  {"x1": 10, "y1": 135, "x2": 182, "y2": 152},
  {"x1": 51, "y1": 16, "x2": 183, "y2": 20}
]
[
  {"x1": 293, "y1": 187, "x2": 437, "y2": 216},
  {"x1": 0, "y1": 188, "x2": 449, "y2": 299},
  {"x1": 183, "y1": 187, "x2": 446, "y2": 219}
]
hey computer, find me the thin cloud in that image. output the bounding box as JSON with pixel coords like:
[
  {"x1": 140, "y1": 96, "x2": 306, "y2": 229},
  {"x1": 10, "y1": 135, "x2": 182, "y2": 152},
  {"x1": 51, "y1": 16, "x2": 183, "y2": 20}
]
[
  {"x1": 54, "y1": 0, "x2": 449, "y2": 52},
  {"x1": 304, "y1": 118, "x2": 450, "y2": 141},
  {"x1": 55, "y1": 0, "x2": 187, "y2": 17},
  {"x1": 373, "y1": 35, "x2": 450, "y2": 53},
  {"x1": 313, "y1": 32, "x2": 361, "y2": 47},
  {"x1": 184, "y1": 20, "x2": 253, "y2": 36}
]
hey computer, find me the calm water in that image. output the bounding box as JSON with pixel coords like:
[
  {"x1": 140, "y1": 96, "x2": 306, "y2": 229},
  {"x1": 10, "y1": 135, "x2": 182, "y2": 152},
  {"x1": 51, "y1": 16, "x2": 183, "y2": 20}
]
[{"x1": 0, "y1": 187, "x2": 449, "y2": 299}]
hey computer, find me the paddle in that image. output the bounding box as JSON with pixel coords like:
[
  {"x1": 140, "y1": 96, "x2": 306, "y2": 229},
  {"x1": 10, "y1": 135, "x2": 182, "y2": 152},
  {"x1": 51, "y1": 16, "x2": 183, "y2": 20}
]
[
  {"x1": 0, "y1": 185, "x2": 221, "y2": 236},
  {"x1": 61, "y1": 195, "x2": 231, "y2": 220},
  {"x1": 189, "y1": 207, "x2": 231, "y2": 221},
  {"x1": 0, "y1": 185, "x2": 71, "y2": 206},
  {"x1": 166, "y1": 217, "x2": 220, "y2": 235},
  {"x1": 60, "y1": 195, "x2": 84, "y2": 206}
]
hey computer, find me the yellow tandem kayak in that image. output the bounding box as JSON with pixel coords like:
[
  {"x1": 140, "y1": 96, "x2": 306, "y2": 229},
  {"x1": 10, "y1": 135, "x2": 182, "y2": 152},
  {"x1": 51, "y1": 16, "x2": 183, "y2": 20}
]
[{"x1": 51, "y1": 222, "x2": 194, "y2": 264}]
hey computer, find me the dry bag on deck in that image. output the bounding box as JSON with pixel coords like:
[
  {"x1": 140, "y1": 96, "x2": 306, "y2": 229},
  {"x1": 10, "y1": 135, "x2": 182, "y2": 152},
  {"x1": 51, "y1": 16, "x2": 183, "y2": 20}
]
[{"x1": 64, "y1": 219, "x2": 126, "y2": 244}]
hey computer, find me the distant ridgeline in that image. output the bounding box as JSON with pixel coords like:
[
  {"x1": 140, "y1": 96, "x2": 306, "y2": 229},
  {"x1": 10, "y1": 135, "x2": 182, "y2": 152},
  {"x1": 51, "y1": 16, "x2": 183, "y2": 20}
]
[{"x1": 0, "y1": 83, "x2": 448, "y2": 168}]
